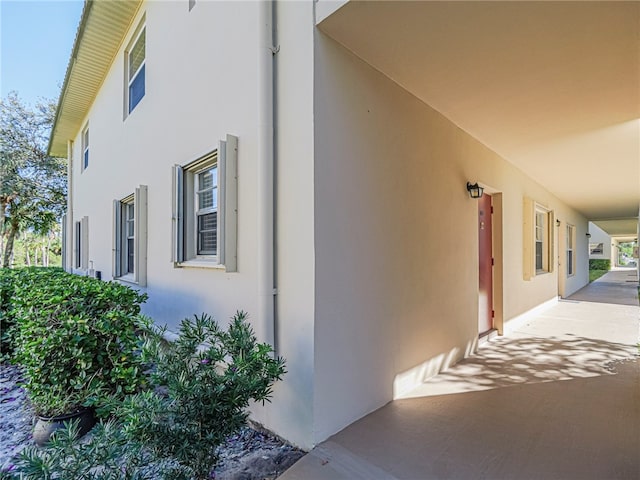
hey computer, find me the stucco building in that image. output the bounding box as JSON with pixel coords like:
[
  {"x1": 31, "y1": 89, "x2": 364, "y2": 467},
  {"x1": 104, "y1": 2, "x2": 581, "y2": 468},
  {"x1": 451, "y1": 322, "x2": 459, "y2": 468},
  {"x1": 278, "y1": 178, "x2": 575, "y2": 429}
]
[{"x1": 50, "y1": 0, "x2": 640, "y2": 449}]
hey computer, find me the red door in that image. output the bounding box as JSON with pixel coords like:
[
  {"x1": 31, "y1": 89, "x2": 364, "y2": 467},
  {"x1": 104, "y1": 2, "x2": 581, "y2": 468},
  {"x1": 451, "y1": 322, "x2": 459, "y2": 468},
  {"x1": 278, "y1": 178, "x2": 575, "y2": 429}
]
[{"x1": 478, "y1": 194, "x2": 493, "y2": 334}]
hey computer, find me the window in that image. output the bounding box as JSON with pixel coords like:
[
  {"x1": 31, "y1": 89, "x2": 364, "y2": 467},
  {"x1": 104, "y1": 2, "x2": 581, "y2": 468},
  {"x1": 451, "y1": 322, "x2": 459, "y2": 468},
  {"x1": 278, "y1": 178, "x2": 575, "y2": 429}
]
[
  {"x1": 75, "y1": 221, "x2": 81, "y2": 269},
  {"x1": 523, "y1": 198, "x2": 554, "y2": 280},
  {"x1": 535, "y1": 210, "x2": 548, "y2": 272},
  {"x1": 590, "y1": 243, "x2": 604, "y2": 255},
  {"x1": 113, "y1": 187, "x2": 147, "y2": 285},
  {"x1": 566, "y1": 224, "x2": 575, "y2": 276},
  {"x1": 61, "y1": 213, "x2": 67, "y2": 271},
  {"x1": 196, "y1": 166, "x2": 218, "y2": 255},
  {"x1": 81, "y1": 126, "x2": 89, "y2": 170},
  {"x1": 126, "y1": 25, "x2": 145, "y2": 114},
  {"x1": 74, "y1": 216, "x2": 89, "y2": 271},
  {"x1": 172, "y1": 135, "x2": 237, "y2": 270}
]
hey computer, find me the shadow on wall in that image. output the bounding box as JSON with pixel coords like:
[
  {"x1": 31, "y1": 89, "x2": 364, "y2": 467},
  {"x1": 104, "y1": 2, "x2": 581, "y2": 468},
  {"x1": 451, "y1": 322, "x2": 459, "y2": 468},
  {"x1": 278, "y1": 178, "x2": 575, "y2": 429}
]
[
  {"x1": 139, "y1": 284, "x2": 229, "y2": 334},
  {"x1": 399, "y1": 334, "x2": 637, "y2": 399}
]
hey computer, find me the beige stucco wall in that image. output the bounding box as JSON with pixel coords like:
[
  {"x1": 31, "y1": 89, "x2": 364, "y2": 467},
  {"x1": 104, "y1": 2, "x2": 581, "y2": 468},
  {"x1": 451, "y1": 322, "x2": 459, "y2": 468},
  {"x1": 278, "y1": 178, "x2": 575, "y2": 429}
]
[
  {"x1": 65, "y1": 0, "x2": 316, "y2": 449},
  {"x1": 312, "y1": 33, "x2": 589, "y2": 443}
]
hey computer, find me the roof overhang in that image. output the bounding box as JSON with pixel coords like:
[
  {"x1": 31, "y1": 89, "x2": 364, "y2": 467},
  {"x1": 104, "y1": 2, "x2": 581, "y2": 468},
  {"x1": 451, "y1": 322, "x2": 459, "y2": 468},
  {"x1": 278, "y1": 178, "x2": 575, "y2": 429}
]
[
  {"x1": 48, "y1": 0, "x2": 142, "y2": 158},
  {"x1": 318, "y1": 1, "x2": 640, "y2": 226},
  {"x1": 591, "y1": 218, "x2": 639, "y2": 238}
]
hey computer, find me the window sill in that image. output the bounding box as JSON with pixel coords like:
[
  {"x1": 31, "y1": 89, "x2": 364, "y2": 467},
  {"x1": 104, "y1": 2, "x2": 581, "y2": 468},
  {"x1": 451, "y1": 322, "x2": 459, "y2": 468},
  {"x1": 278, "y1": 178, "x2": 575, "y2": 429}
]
[
  {"x1": 535, "y1": 270, "x2": 551, "y2": 276},
  {"x1": 176, "y1": 259, "x2": 226, "y2": 270},
  {"x1": 116, "y1": 274, "x2": 138, "y2": 285}
]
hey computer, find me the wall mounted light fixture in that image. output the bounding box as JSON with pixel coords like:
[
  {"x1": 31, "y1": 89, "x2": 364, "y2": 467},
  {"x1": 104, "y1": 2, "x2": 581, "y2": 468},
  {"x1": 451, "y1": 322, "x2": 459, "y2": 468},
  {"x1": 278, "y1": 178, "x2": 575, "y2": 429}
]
[
  {"x1": 466, "y1": 182, "x2": 484, "y2": 199},
  {"x1": 556, "y1": 219, "x2": 561, "y2": 227},
  {"x1": 586, "y1": 233, "x2": 592, "y2": 238}
]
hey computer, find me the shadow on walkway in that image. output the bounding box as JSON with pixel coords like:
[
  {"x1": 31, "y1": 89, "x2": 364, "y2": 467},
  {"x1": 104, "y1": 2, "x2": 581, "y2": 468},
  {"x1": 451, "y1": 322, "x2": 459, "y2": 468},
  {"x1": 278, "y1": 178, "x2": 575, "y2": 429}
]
[
  {"x1": 282, "y1": 268, "x2": 640, "y2": 479},
  {"x1": 402, "y1": 334, "x2": 634, "y2": 397}
]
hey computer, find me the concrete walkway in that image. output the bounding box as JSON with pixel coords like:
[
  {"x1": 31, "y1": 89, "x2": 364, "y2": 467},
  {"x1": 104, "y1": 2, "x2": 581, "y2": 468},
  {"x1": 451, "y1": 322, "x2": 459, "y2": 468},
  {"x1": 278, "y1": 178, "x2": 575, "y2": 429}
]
[{"x1": 282, "y1": 270, "x2": 640, "y2": 479}]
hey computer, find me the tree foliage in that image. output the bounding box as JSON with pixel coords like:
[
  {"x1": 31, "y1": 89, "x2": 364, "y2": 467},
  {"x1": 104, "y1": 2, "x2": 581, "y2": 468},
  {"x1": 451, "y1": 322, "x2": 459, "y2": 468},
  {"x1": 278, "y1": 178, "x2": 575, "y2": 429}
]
[{"x1": 0, "y1": 92, "x2": 66, "y2": 267}]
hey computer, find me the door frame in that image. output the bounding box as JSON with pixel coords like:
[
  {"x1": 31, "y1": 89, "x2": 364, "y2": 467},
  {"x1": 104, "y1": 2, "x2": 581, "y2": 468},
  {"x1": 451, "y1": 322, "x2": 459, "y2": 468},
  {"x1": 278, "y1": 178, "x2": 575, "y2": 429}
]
[{"x1": 478, "y1": 188, "x2": 504, "y2": 335}]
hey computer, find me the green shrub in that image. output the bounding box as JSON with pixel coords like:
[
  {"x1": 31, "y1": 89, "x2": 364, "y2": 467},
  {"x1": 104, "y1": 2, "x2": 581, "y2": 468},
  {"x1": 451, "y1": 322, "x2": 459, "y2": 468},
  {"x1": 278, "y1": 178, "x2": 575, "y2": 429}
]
[
  {"x1": 1, "y1": 267, "x2": 66, "y2": 360},
  {"x1": 118, "y1": 311, "x2": 286, "y2": 480},
  {"x1": 589, "y1": 259, "x2": 610, "y2": 271},
  {"x1": 3, "y1": 419, "x2": 190, "y2": 480},
  {"x1": 9, "y1": 268, "x2": 150, "y2": 417}
]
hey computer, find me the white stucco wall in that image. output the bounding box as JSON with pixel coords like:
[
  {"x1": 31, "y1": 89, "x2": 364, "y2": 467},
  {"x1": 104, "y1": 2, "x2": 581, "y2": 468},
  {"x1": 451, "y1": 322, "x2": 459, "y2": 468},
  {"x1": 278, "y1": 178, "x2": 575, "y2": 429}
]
[
  {"x1": 588, "y1": 222, "x2": 612, "y2": 261},
  {"x1": 311, "y1": 33, "x2": 589, "y2": 443},
  {"x1": 66, "y1": 0, "x2": 317, "y2": 449}
]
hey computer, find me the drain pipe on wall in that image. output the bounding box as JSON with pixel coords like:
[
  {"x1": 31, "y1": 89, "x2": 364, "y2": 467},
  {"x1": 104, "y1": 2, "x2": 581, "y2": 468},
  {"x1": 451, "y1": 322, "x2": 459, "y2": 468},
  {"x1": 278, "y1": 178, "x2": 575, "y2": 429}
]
[{"x1": 258, "y1": 0, "x2": 277, "y2": 352}]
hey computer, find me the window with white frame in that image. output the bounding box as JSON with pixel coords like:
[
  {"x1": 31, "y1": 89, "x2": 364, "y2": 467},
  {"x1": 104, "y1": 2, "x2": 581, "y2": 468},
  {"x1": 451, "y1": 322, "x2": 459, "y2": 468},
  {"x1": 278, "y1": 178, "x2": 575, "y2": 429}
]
[
  {"x1": 523, "y1": 197, "x2": 554, "y2": 280},
  {"x1": 590, "y1": 243, "x2": 604, "y2": 255},
  {"x1": 81, "y1": 126, "x2": 89, "y2": 171},
  {"x1": 566, "y1": 224, "x2": 575, "y2": 276},
  {"x1": 196, "y1": 166, "x2": 218, "y2": 256},
  {"x1": 113, "y1": 187, "x2": 147, "y2": 285},
  {"x1": 172, "y1": 135, "x2": 237, "y2": 270},
  {"x1": 74, "y1": 216, "x2": 89, "y2": 271},
  {"x1": 126, "y1": 23, "x2": 146, "y2": 115},
  {"x1": 75, "y1": 221, "x2": 81, "y2": 269},
  {"x1": 535, "y1": 209, "x2": 549, "y2": 272}
]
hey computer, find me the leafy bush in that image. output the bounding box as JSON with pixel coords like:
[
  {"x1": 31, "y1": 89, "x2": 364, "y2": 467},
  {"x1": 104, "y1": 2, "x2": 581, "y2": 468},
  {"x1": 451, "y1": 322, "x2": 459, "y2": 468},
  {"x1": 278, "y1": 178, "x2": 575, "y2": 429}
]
[
  {"x1": 118, "y1": 311, "x2": 286, "y2": 480},
  {"x1": 589, "y1": 259, "x2": 610, "y2": 271},
  {"x1": 1, "y1": 267, "x2": 66, "y2": 359},
  {"x1": 9, "y1": 268, "x2": 150, "y2": 417},
  {"x1": 2, "y1": 419, "x2": 191, "y2": 480}
]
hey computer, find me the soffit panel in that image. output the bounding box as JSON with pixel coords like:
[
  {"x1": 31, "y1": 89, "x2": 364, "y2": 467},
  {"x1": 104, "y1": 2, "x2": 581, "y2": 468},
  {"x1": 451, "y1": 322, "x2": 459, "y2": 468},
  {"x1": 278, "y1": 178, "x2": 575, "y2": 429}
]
[
  {"x1": 318, "y1": 1, "x2": 640, "y2": 221},
  {"x1": 49, "y1": 0, "x2": 142, "y2": 157}
]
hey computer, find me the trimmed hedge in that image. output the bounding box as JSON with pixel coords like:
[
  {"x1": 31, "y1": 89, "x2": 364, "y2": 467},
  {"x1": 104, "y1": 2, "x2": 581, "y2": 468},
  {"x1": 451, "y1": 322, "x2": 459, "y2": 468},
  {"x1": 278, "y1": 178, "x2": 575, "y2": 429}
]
[
  {"x1": 589, "y1": 259, "x2": 610, "y2": 271},
  {"x1": 1, "y1": 267, "x2": 150, "y2": 417}
]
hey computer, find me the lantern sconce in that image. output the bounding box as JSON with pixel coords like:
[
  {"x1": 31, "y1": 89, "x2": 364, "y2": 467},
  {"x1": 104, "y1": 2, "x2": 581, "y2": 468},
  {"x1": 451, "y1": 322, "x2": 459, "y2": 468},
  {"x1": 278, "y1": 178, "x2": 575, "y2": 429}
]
[
  {"x1": 466, "y1": 182, "x2": 484, "y2": 199},
  {"x1": 586, "y1": 232, "x2": 591, "y2": 238},
  {"x1": 556, "y1": 219, "x2": 561, "y2": 227}
]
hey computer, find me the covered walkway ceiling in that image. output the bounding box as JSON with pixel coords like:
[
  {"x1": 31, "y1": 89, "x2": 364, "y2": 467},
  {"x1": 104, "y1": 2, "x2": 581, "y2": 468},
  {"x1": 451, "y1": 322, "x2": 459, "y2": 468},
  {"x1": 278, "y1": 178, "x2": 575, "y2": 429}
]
[{"x1": 318, "y1": 1, "x2": 640, "y2": 235}]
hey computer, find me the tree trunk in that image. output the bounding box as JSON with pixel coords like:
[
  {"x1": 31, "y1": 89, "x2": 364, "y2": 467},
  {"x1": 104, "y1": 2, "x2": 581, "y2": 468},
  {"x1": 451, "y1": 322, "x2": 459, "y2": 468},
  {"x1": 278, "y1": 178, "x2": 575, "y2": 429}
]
[
  {"x1": 0, "y1": 200, "x2": 6, "y2": 262},
  {"x1": 42, "y1": 244, "x2": 48, "y2": 267},
  {"x1": 2, "y1": 220, "x2": 18, "y2": 268},
  {"x1": 34, "y1": 246, "x2": 38, "y2": 266}
]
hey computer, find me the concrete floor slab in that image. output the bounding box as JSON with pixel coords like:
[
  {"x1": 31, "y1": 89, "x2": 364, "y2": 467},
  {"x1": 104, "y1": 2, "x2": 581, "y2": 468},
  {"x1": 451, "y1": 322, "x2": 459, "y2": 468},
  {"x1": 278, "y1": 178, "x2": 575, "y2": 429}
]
[{"x1": 283, "y1": 270, "x2": 640, "y2": 479}]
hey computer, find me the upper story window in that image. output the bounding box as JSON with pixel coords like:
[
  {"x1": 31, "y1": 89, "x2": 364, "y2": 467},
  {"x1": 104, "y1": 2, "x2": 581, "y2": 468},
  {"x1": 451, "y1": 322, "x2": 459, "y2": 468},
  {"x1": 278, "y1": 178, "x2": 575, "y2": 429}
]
[
  {"x1": 81, "y1": 126, "x2": 89, "y2": 171},
  {"x1": 126, "y1": 25, "x2": 146, "y2": 114}
]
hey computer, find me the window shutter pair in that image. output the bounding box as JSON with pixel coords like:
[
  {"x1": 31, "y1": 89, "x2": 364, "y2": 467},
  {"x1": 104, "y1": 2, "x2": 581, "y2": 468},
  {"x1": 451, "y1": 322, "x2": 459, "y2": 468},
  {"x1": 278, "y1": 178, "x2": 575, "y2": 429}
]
[
  {"x1": 112, "y1": 186, "x2": 147, "y2": 286},
  {"x1": 172, "y1": 135, "x2": 237, "y2": 271}
]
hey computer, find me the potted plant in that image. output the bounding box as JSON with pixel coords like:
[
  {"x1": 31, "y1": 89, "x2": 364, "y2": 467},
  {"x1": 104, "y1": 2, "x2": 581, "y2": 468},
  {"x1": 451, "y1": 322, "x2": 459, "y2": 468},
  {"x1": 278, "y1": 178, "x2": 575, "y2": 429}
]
[{"x1": 9, "y1": 269, "x2": 149, "y2": 445}]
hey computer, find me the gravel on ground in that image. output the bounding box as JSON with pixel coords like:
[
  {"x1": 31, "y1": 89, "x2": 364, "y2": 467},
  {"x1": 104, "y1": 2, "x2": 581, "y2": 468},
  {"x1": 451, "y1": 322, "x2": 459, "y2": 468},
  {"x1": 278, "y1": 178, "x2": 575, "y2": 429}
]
[{"x1": 0, "y1": 363, "x2": 305, "y2": 479}]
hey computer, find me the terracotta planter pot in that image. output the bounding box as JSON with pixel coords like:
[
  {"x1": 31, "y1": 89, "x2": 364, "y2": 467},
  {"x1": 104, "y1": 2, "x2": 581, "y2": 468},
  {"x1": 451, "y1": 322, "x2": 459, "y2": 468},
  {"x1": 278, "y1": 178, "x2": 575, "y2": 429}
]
[{"x1": 32, "y1": 408, "x2": 96, "y2": 446}]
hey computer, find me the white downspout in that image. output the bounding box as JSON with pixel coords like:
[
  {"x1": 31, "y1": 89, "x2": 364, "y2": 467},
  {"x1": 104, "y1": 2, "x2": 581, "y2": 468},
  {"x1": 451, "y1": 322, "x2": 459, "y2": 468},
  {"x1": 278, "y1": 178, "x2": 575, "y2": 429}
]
[{"x1": 258, "y1": 0, "x2": 276, "y2": 349}]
